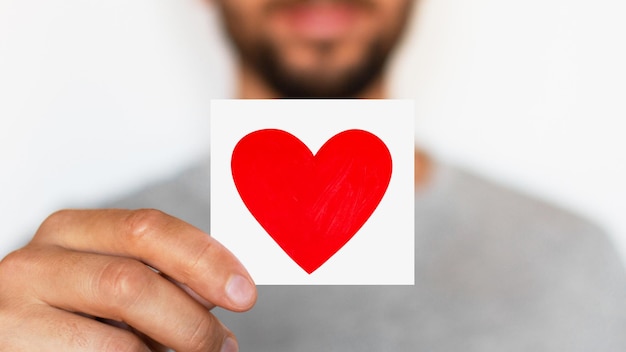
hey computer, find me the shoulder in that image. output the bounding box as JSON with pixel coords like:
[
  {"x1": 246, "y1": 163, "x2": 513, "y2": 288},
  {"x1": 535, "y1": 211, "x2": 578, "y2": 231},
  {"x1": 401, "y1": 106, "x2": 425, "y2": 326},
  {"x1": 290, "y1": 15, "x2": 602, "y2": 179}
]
[
  {"x1": 418, "y1": 162, "x2": 616, "y2": 250},
  {"x1": 415, "y1": 162, "x2": 626, "y2": 349},
  {"x1": 418, "y1": 162, "x2": 625, "y2": 284}
]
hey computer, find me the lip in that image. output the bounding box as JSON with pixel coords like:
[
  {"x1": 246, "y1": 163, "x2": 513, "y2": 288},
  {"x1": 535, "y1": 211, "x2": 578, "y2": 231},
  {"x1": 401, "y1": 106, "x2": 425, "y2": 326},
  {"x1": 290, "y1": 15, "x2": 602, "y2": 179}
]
[{"x1": 270, "y1": 2, "x2": 365, "y2": 41}]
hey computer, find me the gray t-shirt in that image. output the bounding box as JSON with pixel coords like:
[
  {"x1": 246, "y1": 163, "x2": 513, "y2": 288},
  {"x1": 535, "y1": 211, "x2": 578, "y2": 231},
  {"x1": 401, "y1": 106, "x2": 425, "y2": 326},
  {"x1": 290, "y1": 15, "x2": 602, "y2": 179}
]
[{"x1": 111, "y1": 160, "x2": 626, "y2": 352}]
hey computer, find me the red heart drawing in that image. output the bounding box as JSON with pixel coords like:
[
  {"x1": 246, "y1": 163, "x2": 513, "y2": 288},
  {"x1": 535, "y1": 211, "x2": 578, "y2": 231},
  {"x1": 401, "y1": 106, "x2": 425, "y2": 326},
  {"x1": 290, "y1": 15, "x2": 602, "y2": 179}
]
[{"x1": 231, "y1": 129, "x2": 392, "y2": 274}]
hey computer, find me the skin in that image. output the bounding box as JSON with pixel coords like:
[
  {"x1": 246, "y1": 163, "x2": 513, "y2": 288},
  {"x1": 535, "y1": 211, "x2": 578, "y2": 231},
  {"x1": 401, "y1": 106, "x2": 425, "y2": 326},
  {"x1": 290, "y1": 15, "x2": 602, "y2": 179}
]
[
  {"x1": 213, "y1": 0, "x2": 415, "y2": 99},
  {"x1": 0, "y1": 209, "x2": 254, "y2": 351},
  {"x1": 0, "y1": 1, "x2": 424, "y2": 351}
]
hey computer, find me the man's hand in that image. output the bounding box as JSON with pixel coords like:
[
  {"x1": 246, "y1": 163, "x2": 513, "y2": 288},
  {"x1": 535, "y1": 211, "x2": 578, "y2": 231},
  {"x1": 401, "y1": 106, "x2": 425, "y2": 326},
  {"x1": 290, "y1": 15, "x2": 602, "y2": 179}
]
[{"x1": 0, "y1": 209, "x2": 256, "y2": 351}]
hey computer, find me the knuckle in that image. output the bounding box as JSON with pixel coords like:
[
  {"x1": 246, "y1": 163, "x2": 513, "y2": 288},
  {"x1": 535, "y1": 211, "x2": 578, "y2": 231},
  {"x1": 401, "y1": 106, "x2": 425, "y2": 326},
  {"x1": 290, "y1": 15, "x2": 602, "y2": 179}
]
[
  {"x1": 185, "y1": 240, "x2": 216, "y2": 278},
  {"x1": 0, "y1": 247, "x2": 51, "y2": 296},
  {"x1": 185, "y1": 314, "x2": 223, "y2": 352},
  {"x1": 36, "y1": 209, "x2": 73, "y2": 237},
  {"x1": 0, "y1": 248, "x2": 31, "y2": 283},
  {"x1": 0, "y1": 250, "x2": 24, "y2": 276},
  {"x1": 123, "y1": 209, "x2": 169, "y2": 244},
  {"x1": 95, "y1": 260, "x2": 153, "y2": 313},
  {"x1": 100, "y1": 331, "x2": 148, "y2": 352}
]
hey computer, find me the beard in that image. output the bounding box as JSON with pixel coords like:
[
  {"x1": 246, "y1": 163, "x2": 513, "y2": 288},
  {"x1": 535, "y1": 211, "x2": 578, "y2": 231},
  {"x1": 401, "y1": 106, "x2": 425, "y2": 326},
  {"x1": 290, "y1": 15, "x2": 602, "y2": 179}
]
[
  {"x1": 216, "y1": 0, "x2": 411, "y2": 98},
  {"x1": 246, "y1": 38, "x2": 390, "y2": 98}
]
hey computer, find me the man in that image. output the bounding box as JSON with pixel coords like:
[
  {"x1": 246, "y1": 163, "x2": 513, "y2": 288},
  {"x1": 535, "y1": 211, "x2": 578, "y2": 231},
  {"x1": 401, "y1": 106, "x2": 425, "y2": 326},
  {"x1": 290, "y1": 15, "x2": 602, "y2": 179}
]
[{"x1": 1, "y1": 0, "x2": 625, "y2": 351}]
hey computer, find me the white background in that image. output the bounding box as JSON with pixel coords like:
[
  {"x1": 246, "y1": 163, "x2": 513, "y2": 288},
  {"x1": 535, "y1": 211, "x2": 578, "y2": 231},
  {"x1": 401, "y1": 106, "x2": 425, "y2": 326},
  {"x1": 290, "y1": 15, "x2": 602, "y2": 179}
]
[
  {"x1": 211, "y1": 100, "x2": 414, "y2": 284},
  {"x1": 1, "y1": 0, "x2": 626, "y2": 267}
]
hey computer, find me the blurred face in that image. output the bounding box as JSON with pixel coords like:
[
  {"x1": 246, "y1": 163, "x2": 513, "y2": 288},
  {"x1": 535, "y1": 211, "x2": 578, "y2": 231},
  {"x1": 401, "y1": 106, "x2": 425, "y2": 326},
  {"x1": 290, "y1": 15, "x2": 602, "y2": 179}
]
[{"x1": 214, "y1": 0, "x2": 414, "y2": 98}]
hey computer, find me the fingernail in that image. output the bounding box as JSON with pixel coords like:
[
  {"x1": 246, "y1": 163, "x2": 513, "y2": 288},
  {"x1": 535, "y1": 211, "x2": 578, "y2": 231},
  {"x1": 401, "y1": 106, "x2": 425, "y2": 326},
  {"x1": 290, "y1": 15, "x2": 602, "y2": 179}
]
[
  {"x1": 221, "y1": 337, "x2": 238, "y2": 352},
  {"x1": 225, "y1": 275, "x2": 255, "y2": 308}
]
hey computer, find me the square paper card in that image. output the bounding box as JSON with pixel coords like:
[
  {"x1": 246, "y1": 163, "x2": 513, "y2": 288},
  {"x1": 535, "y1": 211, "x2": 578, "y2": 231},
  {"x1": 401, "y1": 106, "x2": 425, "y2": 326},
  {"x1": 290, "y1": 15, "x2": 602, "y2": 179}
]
[{"x1": 210, "y1": 100, "x2": 414, "y2": 285}]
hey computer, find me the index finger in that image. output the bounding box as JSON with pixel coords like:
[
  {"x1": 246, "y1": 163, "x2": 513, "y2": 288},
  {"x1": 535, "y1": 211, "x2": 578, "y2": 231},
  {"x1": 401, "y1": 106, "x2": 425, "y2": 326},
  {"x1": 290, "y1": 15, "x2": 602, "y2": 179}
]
[{"x1": 32, "y1": 209, "x2": 257, "y2": 312}]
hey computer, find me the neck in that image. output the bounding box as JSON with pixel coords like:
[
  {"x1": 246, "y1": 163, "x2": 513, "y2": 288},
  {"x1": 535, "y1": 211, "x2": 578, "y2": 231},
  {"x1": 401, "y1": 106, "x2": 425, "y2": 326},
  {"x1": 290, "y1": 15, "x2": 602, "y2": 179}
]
[{"x1": 235, "y1": 64, "x2": 430, "y2": 188}]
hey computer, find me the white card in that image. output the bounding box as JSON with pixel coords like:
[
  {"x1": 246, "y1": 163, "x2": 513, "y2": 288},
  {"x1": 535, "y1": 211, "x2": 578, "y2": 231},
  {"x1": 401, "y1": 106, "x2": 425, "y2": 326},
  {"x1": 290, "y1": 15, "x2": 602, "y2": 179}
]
[{"x1": 210, "y1": 99, "x2": 414, "y2": 285}]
